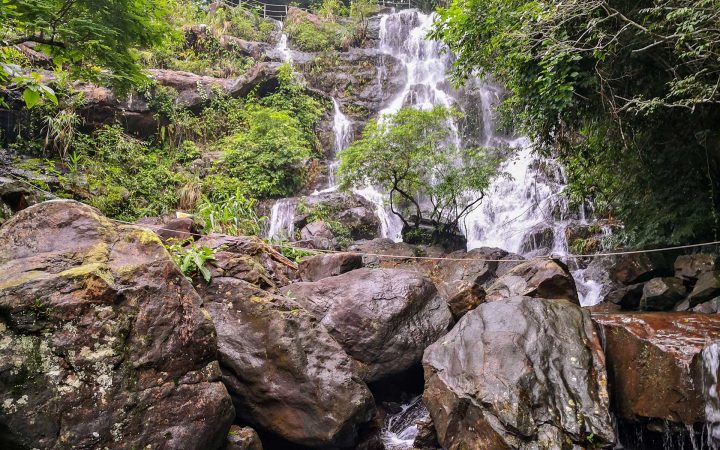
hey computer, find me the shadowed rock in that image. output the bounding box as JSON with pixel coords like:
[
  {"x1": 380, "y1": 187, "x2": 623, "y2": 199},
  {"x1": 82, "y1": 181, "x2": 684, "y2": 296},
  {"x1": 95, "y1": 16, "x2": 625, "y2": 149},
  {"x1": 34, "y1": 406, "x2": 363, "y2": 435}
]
[
  {"x1": 485, "y1": 259, "x2": 579, "y2": 304},
  {"x1": 640, "y1": 277, "x2": 686, "y2": 311},
  {"x1": 299, "y1": 253, "x2": 364, "y2": 282}
]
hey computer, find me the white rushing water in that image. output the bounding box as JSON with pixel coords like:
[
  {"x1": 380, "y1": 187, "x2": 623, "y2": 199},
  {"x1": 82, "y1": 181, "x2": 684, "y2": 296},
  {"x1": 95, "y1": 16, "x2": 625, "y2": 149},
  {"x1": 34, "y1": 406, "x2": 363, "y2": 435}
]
[
  {"x1": 703, "y1": 343, "x2": 720, "y2": 449},
  {"x1": 381, "y1": 396, "x2": 429, "y2": 449}
]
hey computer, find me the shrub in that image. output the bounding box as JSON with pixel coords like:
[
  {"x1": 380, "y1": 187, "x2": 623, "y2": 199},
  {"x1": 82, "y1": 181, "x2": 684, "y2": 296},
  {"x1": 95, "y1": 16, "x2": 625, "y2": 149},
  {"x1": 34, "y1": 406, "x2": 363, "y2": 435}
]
[
  {"x1": 196, "y1": 189, "x2": 266, "y2": 236},
  {"x1": 217, "y1": 106, "x2": 312, "y2": 198}
]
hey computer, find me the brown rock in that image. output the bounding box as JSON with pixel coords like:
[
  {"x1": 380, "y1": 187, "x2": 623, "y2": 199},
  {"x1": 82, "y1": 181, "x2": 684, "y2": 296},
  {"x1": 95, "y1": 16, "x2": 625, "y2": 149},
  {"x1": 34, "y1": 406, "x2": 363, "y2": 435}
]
[
  {"x1": 300, "y1": 220, "x2": 337, "y2": 250},
  {"x1": 281, "y1": 268, "x2": 453, "y2": 382},
  {"x1": 298, "y1": 252, "x2": 363, "y2": 281},
  {"x1": 196, "y1": 278, "x2": 374, "y2": 448},
  {"x1": 610, "y1": 254, "x2": 671, "y2": 285},
  {"x1": 0, "y1": 200, "x2": 234, "y2": 449},
  {"x1": 485, "y1": 258, "x2": 579, "y2": 304},
  {"x1": 423, "y1": 297, "x2": 615, "y2": 449},
  {"x1": 593, "y1": 312, "x2": 720, "y2": 425},
  {"x1": 196, "y1": 234, "x2": 298, "y2": 289},
  {"x1": 431, "y1": 247, "x2": 523, "y2": 319}
]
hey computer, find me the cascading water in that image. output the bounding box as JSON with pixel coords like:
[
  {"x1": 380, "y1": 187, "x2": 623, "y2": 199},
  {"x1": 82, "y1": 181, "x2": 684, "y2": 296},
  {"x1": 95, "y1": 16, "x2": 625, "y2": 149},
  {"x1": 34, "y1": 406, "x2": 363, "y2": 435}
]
[
  {"x1": 380, "y1": 396, "x2": 429, "y2": 449},
  {"x1": 703, "y1": 343, "x2": 720, "y2": 449},
  {"x1": 326, "y1": 98, "x2": 353, "y2": 190}
]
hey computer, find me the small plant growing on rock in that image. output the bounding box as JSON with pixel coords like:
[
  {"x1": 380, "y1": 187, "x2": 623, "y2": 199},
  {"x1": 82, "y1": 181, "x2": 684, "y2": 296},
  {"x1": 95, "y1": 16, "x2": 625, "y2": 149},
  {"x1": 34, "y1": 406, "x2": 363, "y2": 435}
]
[{"x1": 165, "y1": 239, "x2": 217, "y2": 282}]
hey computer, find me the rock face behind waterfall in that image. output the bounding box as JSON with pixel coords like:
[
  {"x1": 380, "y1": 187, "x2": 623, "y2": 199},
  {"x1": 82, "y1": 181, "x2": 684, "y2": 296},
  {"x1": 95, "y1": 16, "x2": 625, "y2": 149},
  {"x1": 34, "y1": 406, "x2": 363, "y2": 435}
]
[
  {"x1": 423, "y1": 297, "x2": 615, "y2": 450},
  {"x1": 0, "y1": 201, "x2": 234, "y2": 449},
  {"x1": 281, "y1": 268, "x2": 453, "y2": 382},
  {"x1": 195, "y1": 277, "x2": 374, "y2": 448}
]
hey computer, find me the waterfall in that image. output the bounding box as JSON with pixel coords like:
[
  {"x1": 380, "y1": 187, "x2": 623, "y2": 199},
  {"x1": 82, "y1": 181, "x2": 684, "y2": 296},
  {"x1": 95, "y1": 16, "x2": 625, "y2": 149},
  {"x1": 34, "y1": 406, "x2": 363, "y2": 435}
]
[
  {"x1": 381, "y1": 396, "x2": 429, "y2": 450},
  {"x1": 327, "y1": 98, "x2": 353, "y2": 190},
  {"x1": 266, "y1": 198, "x2": 296, "y2": 240},
  {"x1": 703, "y1": 343, "x2": 720, "y2": 449}
]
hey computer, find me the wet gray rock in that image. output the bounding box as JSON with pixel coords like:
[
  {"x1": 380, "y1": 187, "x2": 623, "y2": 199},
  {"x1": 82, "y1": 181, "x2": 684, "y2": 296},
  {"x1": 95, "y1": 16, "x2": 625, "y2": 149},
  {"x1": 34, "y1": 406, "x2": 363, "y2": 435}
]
[
  {"x1": 423, "y1": 296, "x2": 615, "y2": 450},
  {"x1": 294, "y1": 191, "x2": 380, "y2": 241},
  {"x1": 674, "y1": 253, "x2": 719, "y2": 281},
  {"x1": 485, "y1": 259, "x2": 579, "y2": 304},
  {"x1": 299, "y1": 252, "x2": 364, "y2": 282},
  {"x1": 300, "y1": 220, "x2": 337, "y2": 250},
  {"x1": 281, "y1": 268, "x2": 453, "y2": 382},
  {"x1": 692, "y1": 297, "x2": 720, "y2": 313},
  {"x1": 0, "y1": 201, "x2": 234, "y2": 449},
  {"x1": 196, "y1": 278, "x2": 374, "y2": 448},
  {"x1": 640, "y1": 277, "x2": 686, "y2": 311}
]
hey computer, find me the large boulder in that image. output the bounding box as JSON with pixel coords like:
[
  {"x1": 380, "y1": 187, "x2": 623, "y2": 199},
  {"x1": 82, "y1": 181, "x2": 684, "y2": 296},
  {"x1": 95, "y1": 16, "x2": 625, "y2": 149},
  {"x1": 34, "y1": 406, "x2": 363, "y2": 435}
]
[
  {"x1": 593, "y1": 313, "x2": 720, "y2": 426},
  {"x1": 688, "y1": 271, "x2": 720, "y2": 307},
  {"x1": 0, "y1": 200, "x2": 234, "y2": 449},
  {"x1": 294, "y1": 192, "x2": 381, "y2": 241},
  {"x1": 604, "y1": 283, "x2": 645, "y2": 310},
  {"x1": 196, "y1": 277, "x2": 374, "y2": 448},
  {"x1": 485, "y1": 259, "x2": 579, "y2": 304},
  {"x1": 674, "y1": 253, "x2": 719, "y2": 281},
  {"x1": 639, "y1": 277, "x2": 686, "y2": 311},
  {"x1": 281, "y1": 268, "x2": 453, "y2": 382},
  {"x1": 423, "y1": 297, "x2": 615, "y2": 449},
  {"x1": 609, "y1": 253, "x2": 672, "y2": 285}
]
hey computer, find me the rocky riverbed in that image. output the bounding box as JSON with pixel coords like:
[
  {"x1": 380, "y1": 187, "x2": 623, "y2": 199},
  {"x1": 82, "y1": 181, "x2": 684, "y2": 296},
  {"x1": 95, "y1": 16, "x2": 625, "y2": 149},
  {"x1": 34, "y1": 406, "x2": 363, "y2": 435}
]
[{"x1": 1, "y1": 200, "x2": 719, "y2": 449}]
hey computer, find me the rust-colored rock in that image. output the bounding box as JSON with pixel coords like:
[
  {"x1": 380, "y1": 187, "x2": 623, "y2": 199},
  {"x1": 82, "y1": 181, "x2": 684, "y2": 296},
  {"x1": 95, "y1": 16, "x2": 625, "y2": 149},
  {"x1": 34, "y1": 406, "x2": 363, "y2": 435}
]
[
  {"x1": 593, "y1": 312, "x2": 720, "y2": 425},
  {"x1": 0, "y1": 200, "x2": 233, "y2": 449}
]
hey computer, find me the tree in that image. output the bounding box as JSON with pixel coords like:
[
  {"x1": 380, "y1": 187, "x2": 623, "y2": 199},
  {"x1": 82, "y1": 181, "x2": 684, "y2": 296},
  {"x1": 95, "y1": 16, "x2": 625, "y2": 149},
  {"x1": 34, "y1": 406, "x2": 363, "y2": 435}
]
[
  {"x1": 1, "y1": 0, "x2": 177, "y2": 101},
  {"x1": 431, "y1": 0, "x2": 720, "y2": 248},
  {"x1": 338, "y1": 106, "x2": 500, "y2": 241}
]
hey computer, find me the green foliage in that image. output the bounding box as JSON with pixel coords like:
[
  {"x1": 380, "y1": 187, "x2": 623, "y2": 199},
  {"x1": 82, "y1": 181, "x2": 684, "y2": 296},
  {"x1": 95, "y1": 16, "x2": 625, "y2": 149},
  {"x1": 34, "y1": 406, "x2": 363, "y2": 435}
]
[
  {"x1": 285, "y1": 16, "x2": 345, "y2": 52},
  {"x1": 165, "y1": 239, "x2": 216, "y2": 282},
  {"x1": 431, "y1": 0, "x2": 720, "y2": 247},
  {"x1": 217, "y1": 105, "x2": 312, "y2": 198},
  {"x1": 72, "y1": 125, "x2": 189, "y2": 220},
  {"x1": 339, "y1": 106, "x2": 501, "y2": 236},
  {"x1": 206, "y1": 4, "x2": 276, "y2": 42},
  {"x1": 196, "y1": 189, "x2": 266, "y2": 236},
  {"x1": 1, "y1": 0, "x2": 177, "y2": 93}
]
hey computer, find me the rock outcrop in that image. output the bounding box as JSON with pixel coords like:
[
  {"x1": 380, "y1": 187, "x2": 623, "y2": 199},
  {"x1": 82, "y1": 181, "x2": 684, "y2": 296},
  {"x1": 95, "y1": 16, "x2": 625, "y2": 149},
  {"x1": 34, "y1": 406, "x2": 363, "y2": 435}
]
[
  {"x1": 299, "y1": 253, "x2": 364, "y2": 282},
  {"x1": 593, "y1": 312, "x2": 720, "y2": 426},
  {"x1": 0, "y1": 200, "x2": 234, "y2": 449},
  {"x1": 423, "y1": 296, "x2": 615, "y2": 449},
  {"x1": 281, "y1": 268, "x2": 453, "y2": 382},
  {"x1": 431, "y1": 247, "x2": 523, "y2": 319},
  {"x1": 485, "y1": 259, "x2": 579, "y2": 304},
  {"x1": 196, "y1": 277, "x2": 374, "y2": 448}
]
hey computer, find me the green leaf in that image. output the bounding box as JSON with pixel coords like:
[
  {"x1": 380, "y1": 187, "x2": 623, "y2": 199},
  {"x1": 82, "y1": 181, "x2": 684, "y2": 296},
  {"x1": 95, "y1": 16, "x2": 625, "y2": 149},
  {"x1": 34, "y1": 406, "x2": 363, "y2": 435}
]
[{"x1": 22, "y1": 88, "x2": 42, "y2": 109}]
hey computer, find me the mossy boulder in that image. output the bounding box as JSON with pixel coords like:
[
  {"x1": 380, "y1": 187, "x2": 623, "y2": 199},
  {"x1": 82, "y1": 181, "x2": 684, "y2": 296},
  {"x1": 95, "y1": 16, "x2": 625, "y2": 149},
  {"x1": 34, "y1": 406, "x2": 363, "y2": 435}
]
[{"x1": 0, "y1": 200, "x2": 233, "y2": 449}]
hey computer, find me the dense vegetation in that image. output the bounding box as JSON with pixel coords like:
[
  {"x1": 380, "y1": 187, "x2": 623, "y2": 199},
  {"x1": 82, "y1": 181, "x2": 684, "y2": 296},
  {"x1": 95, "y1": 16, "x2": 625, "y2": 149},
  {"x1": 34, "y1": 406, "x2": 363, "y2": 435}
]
[
  {"x1": 431, "y1": 0, "x2": 720, "y2": 248},
  {"x1": 1, "y1": 1, "x2": 326, "y2": 227}
]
